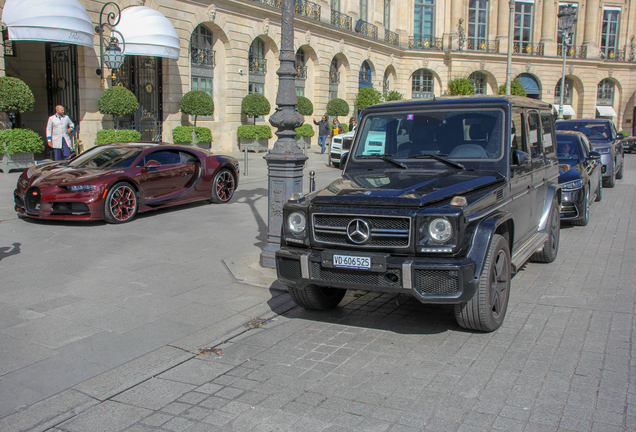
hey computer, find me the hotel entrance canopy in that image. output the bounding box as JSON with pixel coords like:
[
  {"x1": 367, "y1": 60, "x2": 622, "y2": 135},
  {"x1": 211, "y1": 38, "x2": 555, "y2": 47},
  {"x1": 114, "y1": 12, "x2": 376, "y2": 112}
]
[
  {"x1": 113, "y1": 6, "x2": 180, "y2": 60},
  {"x1": 1, "y1": 0, "x2": 94, "y2": 48}
]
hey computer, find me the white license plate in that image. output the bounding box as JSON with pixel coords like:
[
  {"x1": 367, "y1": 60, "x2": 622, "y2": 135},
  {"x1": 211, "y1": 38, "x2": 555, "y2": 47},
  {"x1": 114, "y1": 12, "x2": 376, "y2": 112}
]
[{"x1": 333, "y1": 254, "x2": 371, "y2": 270}]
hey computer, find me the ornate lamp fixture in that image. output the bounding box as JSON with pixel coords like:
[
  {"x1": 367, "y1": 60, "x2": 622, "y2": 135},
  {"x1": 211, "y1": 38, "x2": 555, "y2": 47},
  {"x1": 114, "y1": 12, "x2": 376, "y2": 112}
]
[
  {"x1": 95, "y1": 2, "x2": 126, "y2": 87},
  {"x1": 557, "y1": 4, "x2": 576, "y2": 119}
]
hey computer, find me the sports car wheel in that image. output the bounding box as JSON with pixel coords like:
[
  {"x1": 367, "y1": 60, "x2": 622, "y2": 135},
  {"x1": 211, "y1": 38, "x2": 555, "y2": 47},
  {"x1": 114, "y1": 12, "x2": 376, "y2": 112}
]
[
  {"x1": 288, "y1": 285, "x2": 346, "y2": 310},
  {"x1": 530, "y1": 197, "x2": 560, "y2": 263},
  {"x1": 455, "y1": 234, "x2": 511, "y2": 332},
  {"x1": 572, "y1": 187, "x2": 589, "y2": 226},
  {"x1": 595, "y1": 177, "x2": 603, "y2": 202},
  {"x1": 104, "y1": 182, "x2": 138, "y2": 224},
  {"x1": 209, "y1": 169, "x2": 235, "y2": 204}
]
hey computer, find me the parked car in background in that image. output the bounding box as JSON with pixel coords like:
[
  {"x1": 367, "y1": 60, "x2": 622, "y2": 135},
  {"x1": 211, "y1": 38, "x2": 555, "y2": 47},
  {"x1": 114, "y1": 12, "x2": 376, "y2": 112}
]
[
  {"x1": 14, "y1": 143, "x2": 239, "y2": 224},
  {"x1": 556, "y1": 131, "x2": 602, "y2": 226},
  {"x1": 555, "y1": 119, "x2": 624, "y2": 188},
  {"x1": 620, "y1": 135, "x2": 636, "y2": 153},
  {"x1": 329, "y1": 130, "x2": 354, "y2": 168}
]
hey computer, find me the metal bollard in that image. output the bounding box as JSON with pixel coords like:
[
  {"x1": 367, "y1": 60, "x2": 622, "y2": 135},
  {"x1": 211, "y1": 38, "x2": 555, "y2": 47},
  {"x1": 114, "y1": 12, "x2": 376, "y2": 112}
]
[
  {"x1": 243, "y1": 146, "x2": 248, "y2": 176},
  {"x1": 309, "y1": 170, "x2": 315, "y2": 192}
]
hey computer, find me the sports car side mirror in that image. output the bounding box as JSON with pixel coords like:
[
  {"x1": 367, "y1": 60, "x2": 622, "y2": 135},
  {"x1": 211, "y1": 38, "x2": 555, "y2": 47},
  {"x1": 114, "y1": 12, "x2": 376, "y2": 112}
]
[{"x1": 146, "y1": 160, "x2": 161, "y2": 168}]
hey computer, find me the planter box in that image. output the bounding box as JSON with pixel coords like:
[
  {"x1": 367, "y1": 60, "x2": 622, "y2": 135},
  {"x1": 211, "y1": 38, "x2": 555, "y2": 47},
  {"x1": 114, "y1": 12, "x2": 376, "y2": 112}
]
[
  {"x1": 296, "y1": 136, "x2": 312, "y2": 150},
  {"x1": 0, "y1": 152, "x2": 34, "y2": 173},
  {"x1": 239, "y1": 138, "x2": 269, "y2": 152},
  {"x1": 193, "y1": 142, "x2": 211, "y2": 150}
]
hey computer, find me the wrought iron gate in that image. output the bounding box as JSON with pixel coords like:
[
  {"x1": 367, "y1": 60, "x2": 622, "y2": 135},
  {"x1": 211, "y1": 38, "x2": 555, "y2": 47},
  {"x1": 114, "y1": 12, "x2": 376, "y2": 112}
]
[
  {"x1": 45, "y1": 44, "x2": 79, "y2": 130},
  {"x1": 116, "y1": 56, "x2": 163, "y2": 141}
]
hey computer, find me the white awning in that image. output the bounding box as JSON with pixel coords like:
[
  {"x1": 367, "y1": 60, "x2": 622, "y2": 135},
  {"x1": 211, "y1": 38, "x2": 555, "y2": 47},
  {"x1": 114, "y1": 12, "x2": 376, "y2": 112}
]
[
  {"x1": 1, "y1": 0, "x2": 94, "y2": 48},
  {"x1": 596, "y1": 106, "x2": 617, "y2": 117},
  {"x1": 113, "y1": 6, "x2": 180, "y2": 60},
  {"x1": 553, "y1": 104, "x2": 576, "y2": 116}
]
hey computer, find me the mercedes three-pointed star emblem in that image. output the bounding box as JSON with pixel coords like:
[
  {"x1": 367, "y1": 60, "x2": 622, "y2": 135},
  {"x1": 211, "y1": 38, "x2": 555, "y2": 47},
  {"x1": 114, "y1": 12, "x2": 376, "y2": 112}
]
[{"x1": 347, "y1": 218, "x2": 371, "y2": 244}]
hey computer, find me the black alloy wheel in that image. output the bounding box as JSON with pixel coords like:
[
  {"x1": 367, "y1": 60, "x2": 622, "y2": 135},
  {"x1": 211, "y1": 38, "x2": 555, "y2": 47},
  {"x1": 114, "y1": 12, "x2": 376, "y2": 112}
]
[
  {"x1": 209, "y1": 169, "x2": 236, "y2": 204},
  {"x1": 104, "y1": 182, "x2": 139, "y2": 224}
]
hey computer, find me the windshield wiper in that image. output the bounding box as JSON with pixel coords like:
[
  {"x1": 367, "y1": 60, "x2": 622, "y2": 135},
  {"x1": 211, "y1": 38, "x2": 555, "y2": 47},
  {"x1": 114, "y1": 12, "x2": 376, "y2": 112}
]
[
  {"x1": 359, "y1": 154, "x2": 407, "y2": 169},
  {"x1": 406, "y1": 153, "x2": 466, "y2": 170}
]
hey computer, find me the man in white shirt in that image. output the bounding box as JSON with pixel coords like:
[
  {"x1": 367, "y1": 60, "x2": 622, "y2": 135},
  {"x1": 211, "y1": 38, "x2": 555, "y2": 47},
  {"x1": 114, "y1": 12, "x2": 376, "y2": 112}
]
[{"x1": 46, "y1": 105, "x2": 74, "y2": 161}]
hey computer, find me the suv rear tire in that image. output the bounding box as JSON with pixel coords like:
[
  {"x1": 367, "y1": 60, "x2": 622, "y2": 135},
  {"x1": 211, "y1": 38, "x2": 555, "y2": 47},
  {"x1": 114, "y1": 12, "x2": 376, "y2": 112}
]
[
  {"x1": 455, "y1": 234, "x2": 511, "y2": 332},
  {"x1": 288, "y1": 285, "x2": 346, "y2": 310}
]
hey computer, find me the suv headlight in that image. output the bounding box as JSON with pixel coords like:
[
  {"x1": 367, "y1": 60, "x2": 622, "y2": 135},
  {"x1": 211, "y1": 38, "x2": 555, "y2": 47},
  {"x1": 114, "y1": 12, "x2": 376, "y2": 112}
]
[
  {"x1": 288, "y1": 212, "x2": 306, "y2": 235},
  {"x1": 428, "y1": 218, "x2": 452, "y2": 242},
  {"x1": 596, "y1": 147, "x2": 610, "y2": 154},
  {"x1": 418, "y1": 216, "x2": 458, "y2": 253},
  {"x1": 561, "y1": 179, "x2": 583, "y2": 190}
]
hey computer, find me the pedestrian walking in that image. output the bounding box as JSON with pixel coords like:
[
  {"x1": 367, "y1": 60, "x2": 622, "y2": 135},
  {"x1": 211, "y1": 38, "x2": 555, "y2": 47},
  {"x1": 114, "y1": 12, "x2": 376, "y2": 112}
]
[
  {"x1": 348, "y1": 117, "x2": 356, "y2": 132},
  {"x1": 46, "y1": 105, "x2": 75, "y2": 161},
  {"x1": 332, "y1": 117, "x2": 344, "y2": 137},
  {"x1": 313, "y1": 115, "x2": 330, "y2": 154}
]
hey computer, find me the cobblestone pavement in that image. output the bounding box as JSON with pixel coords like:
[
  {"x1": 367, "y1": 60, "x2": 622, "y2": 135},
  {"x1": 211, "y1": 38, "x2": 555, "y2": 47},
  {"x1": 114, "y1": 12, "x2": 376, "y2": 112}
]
[{"x1": 2, "y1": 152, "x2": 636, "y2": 432}]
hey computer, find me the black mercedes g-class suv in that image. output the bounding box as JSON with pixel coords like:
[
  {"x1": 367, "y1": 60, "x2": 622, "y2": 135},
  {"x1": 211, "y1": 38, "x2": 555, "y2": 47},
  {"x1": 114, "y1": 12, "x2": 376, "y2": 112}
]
[{"x1": 276, "y1": 96, "x2": 561, "y2": 331}]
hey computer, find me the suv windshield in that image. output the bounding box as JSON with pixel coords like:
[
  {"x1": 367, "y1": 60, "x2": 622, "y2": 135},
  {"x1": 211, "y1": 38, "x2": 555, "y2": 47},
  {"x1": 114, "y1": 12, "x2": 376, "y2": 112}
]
[
  {"x1": 66, "y1": 146, "x2": 143, "y2": 169},
  {"x1": 353, "y1": 109, "x2": 504, "y2": 161},
  {"x1": 555, "y1": 121, "x2": 610, "y2": 141}
]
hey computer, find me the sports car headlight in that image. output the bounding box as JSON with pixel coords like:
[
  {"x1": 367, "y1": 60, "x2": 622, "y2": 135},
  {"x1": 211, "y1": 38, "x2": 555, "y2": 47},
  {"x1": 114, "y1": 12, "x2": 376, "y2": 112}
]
[
  {"x1": 596, "y1": 147, "x2": 610, "y2": 154},
  {"x1": 428, "y1": 218, "x2": 453, "y2": 243},
  {"x1": 18, "y1": 177, "x2": 28, "y2": 188},
  {"x1": 561, "y1": 179, "x2": 583, "y2": 190},
  {"x1": 67, "y1": 185, "x2": 95, "y2": 192},
  {"x1": 288, "y1": 212, "x2": 307, "y2": 235}
]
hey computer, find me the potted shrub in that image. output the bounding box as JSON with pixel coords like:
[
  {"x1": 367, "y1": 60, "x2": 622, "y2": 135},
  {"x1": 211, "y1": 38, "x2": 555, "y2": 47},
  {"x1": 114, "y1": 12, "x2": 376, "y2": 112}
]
[
  {"x1": 326, "y1": 98, "x2": 350, "y2": 118},
  {"x1": 239, "y1": 94, "x2": 271, "y2": 151},
  {"x1": 97, "y1": 86, "x2": 139, "y2": 145},
  {"x1": 178, "y1": 90, "x2": 214, "y2": 149},
  {"x1": 295, "y1": 123, "x2": 315, "y2": 150},
  {"x1": 296, "y1": 96, "x2": 314, "y2": 148},
  {"x1": 237, "y1": 124, "x2": 272, "y2": 152},
  {"x1": 498, "y1": 78, "x2": 527, "y2": 97},
  {"x1": 0, "y1": 76, "x2": 39, "y2": 171},
  {"x1": 0, "y1": 129, "x2": 45, "y2": 172},
  {"x1": 448, "y1": 77, "x2": 475, "y2": 95}
]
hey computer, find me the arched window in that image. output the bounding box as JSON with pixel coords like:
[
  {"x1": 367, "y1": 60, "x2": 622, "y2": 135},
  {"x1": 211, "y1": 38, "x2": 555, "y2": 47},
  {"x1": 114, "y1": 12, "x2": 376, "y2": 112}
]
[
  {"x1": 295, "y1": 48, "x2": 306, "y2": 96},
  {"x1": 412, "y1": 69, "x2": 433, "y2": 99},
  {"x1": 190, "y1": 25, "x2": 215, "y2": 120},
  {"x1": 469, "y1": 71, "x2": 486, "y2": 94},
  {"x1": 597, "y1": 79, "x2": 614, "y2": 106},
  {"x1": 517, "y1": 73, "x2": 541, "y2": 99},
  {"x1": 248, "y1": 38, "x2": 265, "y2": 95},
  {"x1": 554, "y1": 77, "x2": 572, "y2": 105},
  {"x1": 359, "y1": 61, "x2": 373, "y2": 89},
  {"x1": 329, "y1": 57, "x2": 340, "y2": 100}
]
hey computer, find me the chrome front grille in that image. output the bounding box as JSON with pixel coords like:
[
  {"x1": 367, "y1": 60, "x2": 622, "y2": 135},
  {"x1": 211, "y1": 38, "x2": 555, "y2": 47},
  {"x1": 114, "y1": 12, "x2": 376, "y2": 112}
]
[{"x1": 313, "y1": 213, "x2": 411, "y2": 248}]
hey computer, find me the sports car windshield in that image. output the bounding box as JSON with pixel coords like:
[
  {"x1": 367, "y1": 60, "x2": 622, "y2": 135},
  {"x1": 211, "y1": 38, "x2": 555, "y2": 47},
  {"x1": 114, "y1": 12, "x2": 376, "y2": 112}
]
[
  {"x1": 353, "y1": 109, "x2": 504, "y2": 161},
  {"x1": 66, "y1": 146, "x2": 143, "y2": 169}
]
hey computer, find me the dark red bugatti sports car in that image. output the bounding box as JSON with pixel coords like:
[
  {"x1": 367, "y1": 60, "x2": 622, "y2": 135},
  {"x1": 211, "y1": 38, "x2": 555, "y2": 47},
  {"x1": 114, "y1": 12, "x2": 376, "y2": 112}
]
[{"x1": 14, "y1": 143, "x2": 239, "y2": 223}]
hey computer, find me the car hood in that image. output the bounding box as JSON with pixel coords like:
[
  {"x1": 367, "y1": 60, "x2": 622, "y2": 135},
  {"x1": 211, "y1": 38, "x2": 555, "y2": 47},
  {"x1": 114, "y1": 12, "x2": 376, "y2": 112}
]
[
  {"x1": 309, "y1": 169, "x2": 505, "y2": 207},
  {"x1": 558, "y1": 163, "x2": 582, "y2": 183},
  {"x1": 27, "y1": 163, "x2": 111, "y2": 188}
]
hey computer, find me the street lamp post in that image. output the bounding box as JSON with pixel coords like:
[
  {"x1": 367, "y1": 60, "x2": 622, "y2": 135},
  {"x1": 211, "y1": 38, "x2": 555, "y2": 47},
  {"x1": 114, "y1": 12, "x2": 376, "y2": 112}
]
[
  {"x1": 505, "y1": 0, "x2": 515, "y2": 95},
  {"x1": 260, "y1": 0, "x2": 307, "y2": 268},
  {"x1": 557, "y1": 4, "x2": 576, "y2": 120},
  {"x1": 95, "y1": 2, "x2": 126, "y2": 88}
]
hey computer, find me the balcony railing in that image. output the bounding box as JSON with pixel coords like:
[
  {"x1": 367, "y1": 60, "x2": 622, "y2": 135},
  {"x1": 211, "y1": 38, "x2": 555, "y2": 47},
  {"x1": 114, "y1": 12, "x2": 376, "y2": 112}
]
[
  {"x1": 191, "y1": 48, "x2": 216, "y2": 68},
  {"x1": 385, "y1": 29, "x2": 399, "y2": 46},
  {"x1": 295, "y1": 62, "x2": 307, "y2": 79},
  {"x1": 409, "y1": 35, "x2": 444, "y2": 50},
  {"x1": 600, "y1": 49, "x2": 626, "y2": 62},
  {"x1": 556, "y1": 44, "x2": 587, "y2": 59},
  {"x1": 466, "y1": 39, "x2": 499, "y2": 53},
  {"x1": 331, "y1": 10, "x2": 352, "y2": 31},
  {"x1": 513, "y1": 42, "x2": 544, "y2": 56},
  {"x1": 295, "y1": 0, "x2": 320, "y2": 21},
  {"x1": 249, "y1": 0, "x2": 281, "y2": 7},
  {"x1": 355, "y1": 19, "x2": 378, "y2": 39},
  {"x1": 249, "y1": 57, "x2": 267, "y2": 74}
]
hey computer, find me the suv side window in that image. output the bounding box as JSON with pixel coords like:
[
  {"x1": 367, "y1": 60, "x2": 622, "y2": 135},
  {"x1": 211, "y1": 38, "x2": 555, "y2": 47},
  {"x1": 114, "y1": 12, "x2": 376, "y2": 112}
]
[
  {"x1": 540, "y1": 112, "x2": 555, "y2": 155},
  {"x1": 527, "y1": 111, "x2": 542, "y2": 158},
  {"x1": 511, "y1": 111, "x2": 526, "y2": 153}
]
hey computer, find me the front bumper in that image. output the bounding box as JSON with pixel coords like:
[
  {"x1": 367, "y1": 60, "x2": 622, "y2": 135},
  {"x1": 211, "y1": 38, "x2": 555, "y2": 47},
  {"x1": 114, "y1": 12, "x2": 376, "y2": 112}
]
[
  {"x1": 560, "y1": 188, "x2": 583, "y2": 220},
  {"x1": 276, "y1": 247, "x2": 477, "y2": 304},
  {"x1": 14, "y1": 185, "x2": 105, "y2": 221}
]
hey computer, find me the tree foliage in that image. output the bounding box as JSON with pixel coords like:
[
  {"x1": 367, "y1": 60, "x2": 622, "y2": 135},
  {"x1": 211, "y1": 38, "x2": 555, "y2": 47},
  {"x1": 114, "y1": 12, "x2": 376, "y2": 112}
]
[
  {"x1": 296, "y1": 96, "x2": 314, "y2": 116},
  {"x1": 355, "y1": 87, "x2": 383, "y2": 111},
  {"x1": 498, "y1": 78, "x2": 527, "y2": 97},
  {"x1": 385, "y1": 90, "x2": 404, "y2": 101},
  {"x1": 98, "y1": 86, "x2": 139, "y2": 130},
  {"x1": 326, "y1": 98, "x2": 350, "y2": 117},
  {"x1": 0, "y1": 129, "x2": 44, "y2": 154},
  {"x1": 241, "y1": 93, "x2": 271, "y2": 116},
  {"x1": 448, "y1": 77, "x2": 475, "y2": 96},
  {"x1": 180, "y1": 91, "x2": 214, "y2": 126},
  {"x1": 0, "y1": 77, "x2": 35, "y2": 116},
  {"x1": 295, "y1": 123, "x2": 315, "y2": 138}
]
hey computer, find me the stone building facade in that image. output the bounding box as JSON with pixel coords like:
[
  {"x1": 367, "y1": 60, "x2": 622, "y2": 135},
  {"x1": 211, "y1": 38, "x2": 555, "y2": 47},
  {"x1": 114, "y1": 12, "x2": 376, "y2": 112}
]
[{"x1": 1, "y1": 0, "x2": 635, "y2": 152}]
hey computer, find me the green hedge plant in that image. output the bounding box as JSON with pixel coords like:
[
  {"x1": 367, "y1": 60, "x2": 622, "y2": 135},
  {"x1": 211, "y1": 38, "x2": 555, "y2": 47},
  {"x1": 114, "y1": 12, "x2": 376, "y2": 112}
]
[
  {"x1": 173, "y1": 126, "x2": 212, "y2": 144},
  {"x1": 0, "y1": 77, "x2": 35, "y2": 119},
  {"x1": 355, "y1": 87, "x2": 383, "y2": 111},
  {"x1": 448, "y1": 77, "x2": 475, "y2": 96},
  {"x1": 241, "y1": 93, "x2": 271, "y2": 125},
  {"x1": 326, "y1": 98, "x2": 349, "y2": 117},
  {"x1": 0, "y1": 129, "x2": 44, "y2": 154},
  {"x1": 295, "y1": 123, "x2": 315, "y2": 138},
  {"x1": 385, "y1": 90, "x2": 404, "y2": 101},
  {"x1": 95, "y1": 129, "x2": 142, "y2": 145},
  {"x1": 98, "y1": 86, "x2": 139, "y2": 130},
  {"x1": 296, "y1": 96, "x2": 314, "y2": 116},
  {"x1": 237, "y1": 125, "x2": 272, "y2": 139},
  {"x1": 180, "y1": 91, "x2": 214, "y2": 126}
]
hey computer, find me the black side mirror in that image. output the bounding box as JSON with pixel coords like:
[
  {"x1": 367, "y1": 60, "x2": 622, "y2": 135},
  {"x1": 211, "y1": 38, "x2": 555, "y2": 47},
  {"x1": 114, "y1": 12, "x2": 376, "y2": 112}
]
[
  {"x1": 617, "y1": 133, "x2": 625, "y2": 139},
  {"x1": 340, "y1": 151, "x2": 349, "y2": 168},
  {"x1": 511, "y1": 149, "x2": 531, "y2": 168},
  {"x1": 589, "y1": 151, "x2": 601, "y2": 160}
]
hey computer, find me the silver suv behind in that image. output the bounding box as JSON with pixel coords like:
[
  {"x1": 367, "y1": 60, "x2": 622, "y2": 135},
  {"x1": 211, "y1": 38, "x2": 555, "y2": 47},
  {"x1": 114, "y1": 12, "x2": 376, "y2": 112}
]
[{"x1": 329, "y1": 130, "x2": 355, "y2": 168}]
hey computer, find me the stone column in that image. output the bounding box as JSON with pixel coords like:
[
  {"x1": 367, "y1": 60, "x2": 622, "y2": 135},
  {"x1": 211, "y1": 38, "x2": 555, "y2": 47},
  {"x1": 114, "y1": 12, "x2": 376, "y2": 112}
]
[
  {"x1": 450, "y1": 0, "x2": 465, "y2": 50},
  {"x1": 583, "y1": 0, "x2": 600, "y2": 57},
  {"x1": 260, "y1": 0, "x2": 307, "y2": 268},
  {"x1": 497, "y1": 0, "x2": 511, "y2": 49}
]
